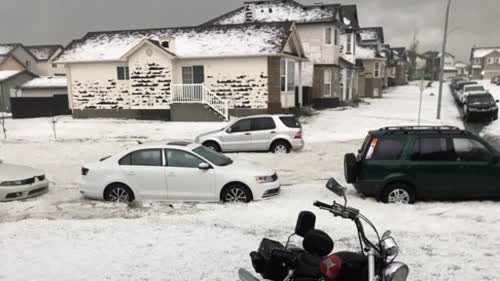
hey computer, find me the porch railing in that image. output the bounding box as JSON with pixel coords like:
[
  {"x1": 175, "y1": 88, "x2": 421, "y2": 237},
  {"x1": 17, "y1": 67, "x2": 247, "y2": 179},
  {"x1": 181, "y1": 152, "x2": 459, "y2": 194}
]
[{"x1": 171, "y1": 84, "x2": 228, "y2": 120}]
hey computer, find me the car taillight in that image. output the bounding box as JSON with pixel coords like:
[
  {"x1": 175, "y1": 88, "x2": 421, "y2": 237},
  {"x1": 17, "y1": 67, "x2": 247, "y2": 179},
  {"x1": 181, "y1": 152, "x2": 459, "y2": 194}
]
[
  {"x1": 294, "y1": 131, "x2": 302, "y2": 139},
  {"x1": 320, "y1": 255, "x2": 342, "y2": 281},
  {"x1": 81, "y1": 167, "x2": 89, "y2": 176}
]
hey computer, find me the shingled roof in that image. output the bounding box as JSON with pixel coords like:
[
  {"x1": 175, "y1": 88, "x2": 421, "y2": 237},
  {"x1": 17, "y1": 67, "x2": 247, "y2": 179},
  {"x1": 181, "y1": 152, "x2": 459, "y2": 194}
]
[
  {"x1": 359, "y1": 27, "x2": 384, "y2": 43},
  {"x1": 204, "y1": 0, "x2": 340, "y2": 26},
  {"x1": 471, "y1": 46, "x2": 500, "y2": 58},
  {"x1": 0, "y1": 43, "x2": 21, "y2": 64},
  {"x1": 25, "y1": 45, "x2": 64, "y2": 61},
  {"x1": 56, "y1": 22, "x2": 296, "y2": 63}
]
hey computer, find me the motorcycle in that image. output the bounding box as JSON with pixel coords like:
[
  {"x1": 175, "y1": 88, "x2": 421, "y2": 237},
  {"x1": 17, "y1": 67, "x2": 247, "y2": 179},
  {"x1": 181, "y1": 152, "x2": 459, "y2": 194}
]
[{"x1": 239, "y1": 177, "x2": 409, "y2": 281}]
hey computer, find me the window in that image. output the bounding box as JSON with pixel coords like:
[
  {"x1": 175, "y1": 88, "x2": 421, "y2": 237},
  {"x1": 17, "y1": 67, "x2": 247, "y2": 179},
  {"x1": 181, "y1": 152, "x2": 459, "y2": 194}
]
[
  {"x1": 346, "y1": 69, "x2": 352, "y2": 100},
  {"x1": 117, "y1": 66, "x2": 130, "y2": 80},
  {"x1": 474, "y1": 59, "x2": 481, "y2": 65},
  {"x1": 161, "y1": 40, "x2": 170, "y2": 48},
  {"x1": 334, "y1": 28, "x2": 338, "y2": 46},
  {"x1": 52, "y1": 63, "x2": 57, "y2": 68},
  {"x1": 230, "y1": 118, "x2": 252, "y2": 133},
  {"x1": 411, "y1": 138, "x2": 454, "y2": 161},
  {"x1": 166, "y1": 149, "x2": 204, "y2": 168},
  {"x1": 496, "y1": 57, "x2": 500, "y2": 64},
  {"x1": 325, "y1": 27, "x2": 332, "y2": 45},
  {"x1": 279, "y1": 116, "x2": 301, "y2": 128},
  {"x1": 346, "y1": 34, "x2": 352, "y2": 54},
  {"x1": 182, "y1": 65, "x2": 204, "y2": 84},
  {"x1": 374, "y1": 62, "x2": 380, "y2": 78},
  {"x1": 119, "y1": 149, "x2": 163, "y2": 166},
  {"x1": 453, "y1": 138, "x2": 492, "y2": 162},
  {"x1": 367, "y1": 138, "x2": 405, "y2": 160},
  {"x1": 252, "y1": 117, "x2": 276, "y2": 131},
  {"x1": 280, "y1": 59, "x2": 295, "y2": 92},
  {"x1": 487, "y1": 57, "x2": 495, "y2": 64},
  {"x1": 324, "y1": 69, "x2": 332, "y2": 96},
  {"x1": 192, "y1": 146, "x2": 233, "y2": 166},
  {"x1": 25, "y1": 60, "x2": 31, "y2": 67}
]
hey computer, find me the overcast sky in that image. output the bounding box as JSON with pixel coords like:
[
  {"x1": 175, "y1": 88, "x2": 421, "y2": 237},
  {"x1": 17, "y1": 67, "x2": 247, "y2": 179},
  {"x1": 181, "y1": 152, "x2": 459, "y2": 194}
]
[{"x1": 1, "y1": 0, "x2": 499, "y2": 61}]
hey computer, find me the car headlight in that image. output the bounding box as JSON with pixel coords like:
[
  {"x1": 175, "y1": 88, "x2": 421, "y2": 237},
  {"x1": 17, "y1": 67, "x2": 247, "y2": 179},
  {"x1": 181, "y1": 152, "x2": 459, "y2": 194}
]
[
  {"x1": 383, "y1": 262, "x2": 409, "y2": 281},
  {"x1": 255, "y1": 174, "x2": 277, "y2": 183},
  {"x1": 0, "y1": 180, "x2": 24, "y2": 186}
]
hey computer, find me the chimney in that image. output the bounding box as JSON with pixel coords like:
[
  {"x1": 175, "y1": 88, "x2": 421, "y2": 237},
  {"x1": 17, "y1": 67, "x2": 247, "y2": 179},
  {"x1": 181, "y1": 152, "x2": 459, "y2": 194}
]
[{"x1": 159, "y1": 37, "x2": 175, "y2": 53}]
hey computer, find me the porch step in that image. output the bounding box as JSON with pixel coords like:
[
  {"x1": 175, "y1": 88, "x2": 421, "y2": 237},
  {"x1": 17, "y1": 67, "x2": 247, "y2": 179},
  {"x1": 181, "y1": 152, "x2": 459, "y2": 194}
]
[{"x1": 171, "y1": 103, "x2": 226, "y2": 122}]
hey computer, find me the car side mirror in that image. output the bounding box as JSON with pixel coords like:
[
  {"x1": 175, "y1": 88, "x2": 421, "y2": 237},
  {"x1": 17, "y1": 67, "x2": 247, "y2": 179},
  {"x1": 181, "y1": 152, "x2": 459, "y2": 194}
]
[
  {"x1": 226, "y1": 128, "x2": 232, "y2": 134},
  {"x1": 198, "y1": 163, "x2": 211, "y2": 170}
]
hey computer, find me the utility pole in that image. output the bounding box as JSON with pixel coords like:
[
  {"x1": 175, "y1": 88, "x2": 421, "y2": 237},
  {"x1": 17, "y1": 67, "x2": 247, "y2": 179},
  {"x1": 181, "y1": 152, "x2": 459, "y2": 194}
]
[{"x1": 437, "y1": 0, "x2": 452, "y2": 119}]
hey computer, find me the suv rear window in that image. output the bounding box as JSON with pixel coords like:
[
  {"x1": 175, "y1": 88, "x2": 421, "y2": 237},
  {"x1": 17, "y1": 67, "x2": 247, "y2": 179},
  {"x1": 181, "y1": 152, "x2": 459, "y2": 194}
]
[
  {"x1": 366, "y1": 138, "x2": 405, "y2": 160},
  {"x1": 411, "y1": 138, "x2": 454, "y2": 161},
  {"x1": 279, "y1": 116, "x2": 301, "y2": 128}
]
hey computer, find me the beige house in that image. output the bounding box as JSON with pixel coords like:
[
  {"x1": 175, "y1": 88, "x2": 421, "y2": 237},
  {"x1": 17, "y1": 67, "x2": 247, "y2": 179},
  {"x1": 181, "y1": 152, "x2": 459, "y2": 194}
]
[
  {"x1": 55, "y1": 22, "x2": 306, "y2": 121},
  {"x1": 204, "y1": 0, "x2": 363, "y2": 108},
  {"x1": 0, "y1": 43, "x2": 64, "y2": 76},
  {"x1": 357, "y1": 27, "x2": 386, "y2": 98},
  {"x1": 25, "y1": 45, "x2": 65, "y2": 76},
  {"x1": 470, "y1": 46, "x2": 500, "y2": 80}
]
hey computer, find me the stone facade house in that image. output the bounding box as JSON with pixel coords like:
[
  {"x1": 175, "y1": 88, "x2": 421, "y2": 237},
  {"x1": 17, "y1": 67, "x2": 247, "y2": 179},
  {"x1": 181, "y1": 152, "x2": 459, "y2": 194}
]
[
  {"x1": 204, "y1": 0, "x2": 361, "y2": 108},
  {"x1": 470, "y1": 46, "x2": 500, "y2": 80},
  {"x1": 357, "y1": 27, "x2": 385, "y2": 98},
  {"x1": 55, "y1": 22, "x2": 306, "y2": 121}
]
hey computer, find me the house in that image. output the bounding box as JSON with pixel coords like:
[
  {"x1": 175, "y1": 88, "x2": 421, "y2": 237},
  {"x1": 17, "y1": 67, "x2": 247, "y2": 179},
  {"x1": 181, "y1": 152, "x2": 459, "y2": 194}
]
[
  {"x1": 422, "y1": 51, "x2": 456, "y2": 80},
  {"x1": 25, "y1": 45, "x2": 65, "y2": 76},
  {"x1": 455, "y1": 61, "x2": 468, "y2": 77},
  {"x1": 381, "y1": 44, "x2": 395, "y2": 87},
  {"x1": 10, "y1": 76, "x2": 69, "y2": 118},
  {"x1": 357, "y1": 27, "x2": 386, "y2": 98},
  {"x1": 391, "y1": 47, "x2": 409, "y2": 85},
  {"x1": 54, "y1": 22, "x2": 307, "y2": 121},
  {"x1": 204, "y1": 0, "x2": 354, "y2": 108},
  {"x1": 0, "y1": 70, "x2": 38, "y2": 112},
  {"x1": 470, "y1": 46, "x2": 500, "y2": 80}
]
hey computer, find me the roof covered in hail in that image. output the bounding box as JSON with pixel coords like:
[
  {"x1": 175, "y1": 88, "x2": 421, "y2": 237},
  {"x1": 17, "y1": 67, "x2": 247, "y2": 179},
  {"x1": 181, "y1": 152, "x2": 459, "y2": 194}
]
[
  {"x1": 25, "y1": 45, "x2": 63, "y2": 61},
  {"x1": 0, "y1": 43, "x2": 21, "y2": 64},
  {"x1": 0, "y1": 70, "x2": 22, "y2": 82},
  {"x1": 356, "y1": 45, "x2": 383, "y2": 59},
  {"x1": 56, "y1": 22, "x2": 294, "y2": 63},
  {"x1": 20, "y1": 76, "x2": 67, "y2": 89},
  {"x1": 359, "y1": 27, "x2": 384, "y2": 43},
  {"x1": 472, "y1": 47, "x2": 500, "y2": 58},
  {"x1": 205, "y1": 0, "x2": 339, "y2": 25}
]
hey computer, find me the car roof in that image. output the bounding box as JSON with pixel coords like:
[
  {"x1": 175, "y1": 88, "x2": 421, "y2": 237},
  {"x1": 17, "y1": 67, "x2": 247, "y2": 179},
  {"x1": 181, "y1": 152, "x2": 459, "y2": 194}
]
[
  {"x1": 464, "y1": 84, "x2": 484, "y2": 88},
  {"x1": 127, "y1": 142, "x2": 201, "y2": 151},
  {"x1": 466, "y1": 92, "x2": 493, "y2": 98}
]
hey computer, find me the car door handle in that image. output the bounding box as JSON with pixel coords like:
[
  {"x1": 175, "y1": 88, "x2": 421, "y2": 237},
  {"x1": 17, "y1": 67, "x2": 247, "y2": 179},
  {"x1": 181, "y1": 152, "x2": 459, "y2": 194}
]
[
  {"x1": 127, "y1": 172, "x2": 136, "y2": 176},
  {"x1": 270, "y1": 131, "x2": 276, "y2": 134},
  {"x1": 244, "y1": 133, "x2": 252, "y2": 135},
  {"x1": 168, "y1": 172, "x2": 176, "y2": 177}
]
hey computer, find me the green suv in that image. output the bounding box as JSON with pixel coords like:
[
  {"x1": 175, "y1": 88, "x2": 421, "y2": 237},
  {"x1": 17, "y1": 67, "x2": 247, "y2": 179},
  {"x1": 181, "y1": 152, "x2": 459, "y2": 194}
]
[{"x1": 344, "y1": 126, "x2": 500, "y2": 204}]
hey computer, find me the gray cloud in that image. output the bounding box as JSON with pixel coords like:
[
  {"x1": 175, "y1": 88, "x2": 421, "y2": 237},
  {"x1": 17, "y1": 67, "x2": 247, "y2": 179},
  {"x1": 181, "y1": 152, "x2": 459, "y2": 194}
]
[{"x1": 0, "y1": 0, "x2": 499, "y2": 61}]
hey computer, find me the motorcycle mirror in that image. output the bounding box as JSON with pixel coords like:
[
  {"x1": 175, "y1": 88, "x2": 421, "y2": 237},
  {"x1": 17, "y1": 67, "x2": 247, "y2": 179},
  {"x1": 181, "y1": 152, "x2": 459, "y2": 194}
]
[
  {"x1": 295, "y1": 211, "x2": 316, "y2": 237},
  {"x1": 326, "y1": 178, "x2": 346, "y2": 197},
  {"x1": 382, "y1": 230, "x2": 392, "y2": 239}
]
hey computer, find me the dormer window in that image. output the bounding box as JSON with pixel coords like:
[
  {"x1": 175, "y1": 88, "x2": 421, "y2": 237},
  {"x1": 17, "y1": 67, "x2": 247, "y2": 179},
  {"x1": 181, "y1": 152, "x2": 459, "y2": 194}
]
[{"x1": 269, "y1": 8, "x2": 273, "y2": 13}]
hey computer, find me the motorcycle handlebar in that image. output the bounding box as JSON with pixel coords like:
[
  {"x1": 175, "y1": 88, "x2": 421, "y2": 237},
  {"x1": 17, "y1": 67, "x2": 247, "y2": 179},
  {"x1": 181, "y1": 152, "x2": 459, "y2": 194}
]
[
  {"x1": 314, "y1": 201, "x2": 360, "y2": 220},
  {"x1": 313, "y1": 201, "x2": 332, "y2": 209}
]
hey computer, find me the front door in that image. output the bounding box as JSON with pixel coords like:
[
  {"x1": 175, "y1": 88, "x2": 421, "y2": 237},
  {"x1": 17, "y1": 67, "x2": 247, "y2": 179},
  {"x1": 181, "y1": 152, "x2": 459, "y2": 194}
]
[
  {"x1": 118, "y1": 149, "x2": 167, "y2": 200},
  {"x1": 165, "y1": 149, "x2": 216, "y2": 201},
  {"x1": 250, "y1": 117, "x2": 277, "y2": 151},
  {"x1": 451, "y1": 137, "x2": 500, "y2": 198},
  {"x1": 220, "y1": 118, "x2": 253, "y2": 151}
]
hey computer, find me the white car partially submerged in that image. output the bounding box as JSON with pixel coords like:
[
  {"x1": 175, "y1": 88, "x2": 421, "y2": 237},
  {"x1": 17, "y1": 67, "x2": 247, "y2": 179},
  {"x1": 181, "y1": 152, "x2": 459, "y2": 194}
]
[
  {"x1": 80, "y1": 142, "x2": 280, "y2": 203},
  {"x1": 0, "y1": 160, "x2": 49, "y2": 201}
]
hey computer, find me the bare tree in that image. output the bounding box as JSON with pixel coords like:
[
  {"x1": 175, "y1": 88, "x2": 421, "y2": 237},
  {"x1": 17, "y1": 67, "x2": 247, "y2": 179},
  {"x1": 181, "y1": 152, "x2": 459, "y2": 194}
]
[{"x1": 408, "y1": 29, "x2": 420, "y2": 81}]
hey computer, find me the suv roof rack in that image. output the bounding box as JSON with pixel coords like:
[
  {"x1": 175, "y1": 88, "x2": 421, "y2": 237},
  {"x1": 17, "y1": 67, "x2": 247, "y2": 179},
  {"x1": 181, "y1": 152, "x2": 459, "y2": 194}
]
[{"x1": 379, "y1": 126, "x2": 461, "y2": 131}]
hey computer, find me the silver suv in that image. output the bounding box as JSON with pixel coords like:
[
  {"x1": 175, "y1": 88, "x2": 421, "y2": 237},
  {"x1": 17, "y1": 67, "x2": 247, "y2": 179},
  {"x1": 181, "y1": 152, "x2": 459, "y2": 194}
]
[{"x1": 195, "y1": 114, "x2": 304, "y2": 153}]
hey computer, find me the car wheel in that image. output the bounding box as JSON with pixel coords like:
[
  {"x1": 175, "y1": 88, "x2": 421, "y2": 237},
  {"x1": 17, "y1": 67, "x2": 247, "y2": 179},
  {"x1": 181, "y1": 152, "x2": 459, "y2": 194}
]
[
  {"x1": 381, "y1": 183, "x2": 416, "y2": 205},
  {"x1": 271, "y1": 140, "x2": 291, "y2": 154},
  {"x1": 203, "y1": 141, "x2": 221, "y2": 152},
  {"x1": 221, "y1": 184, "x2": 253, "y2": 203},
  {"x1": 344, "y1": 153, "x2": 359, "y2": 184},
  {"x1": 104, "y1": 184, "x2": 134, "y2": 203}
]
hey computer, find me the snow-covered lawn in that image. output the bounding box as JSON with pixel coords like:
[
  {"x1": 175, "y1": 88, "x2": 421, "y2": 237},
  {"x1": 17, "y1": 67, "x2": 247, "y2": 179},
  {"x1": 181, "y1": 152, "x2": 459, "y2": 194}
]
[{"x1": 2, "y1": 84, "x2": 499, "y2": 281}]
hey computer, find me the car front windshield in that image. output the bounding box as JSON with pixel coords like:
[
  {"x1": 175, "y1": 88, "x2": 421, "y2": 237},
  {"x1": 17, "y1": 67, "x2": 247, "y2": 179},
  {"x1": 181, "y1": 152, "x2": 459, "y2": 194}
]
[
  {"x1": 468, "y1": 95, "x2": 494, "y2": 105},
  {"x1": 192, "y1": 146, "x2": 233, "y2": 166}
]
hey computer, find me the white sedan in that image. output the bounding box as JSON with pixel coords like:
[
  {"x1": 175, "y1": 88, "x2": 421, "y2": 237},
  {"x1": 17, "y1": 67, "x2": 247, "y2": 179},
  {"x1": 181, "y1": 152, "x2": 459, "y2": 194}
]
[
  {"x1": 0, "y1": 160, "x2": 49, "y2": 201},
  {"x1": 79, "y1": 143, "x2": 280, "y2": 203}
]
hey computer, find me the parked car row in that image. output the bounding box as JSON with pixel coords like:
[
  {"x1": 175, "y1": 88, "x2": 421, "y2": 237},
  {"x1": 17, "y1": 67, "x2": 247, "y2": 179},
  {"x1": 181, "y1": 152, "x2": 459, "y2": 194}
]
[{"x1": 450, "y1": 78, "x2": 499, "y2": 122}]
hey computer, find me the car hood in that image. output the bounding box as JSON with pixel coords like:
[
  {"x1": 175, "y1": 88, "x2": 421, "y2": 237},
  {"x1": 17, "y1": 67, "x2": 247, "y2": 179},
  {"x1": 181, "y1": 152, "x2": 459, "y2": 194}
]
[
  {"x1": 196, "y1": 128, "x2": 225, "y2": 140},
  {"x1": 0, "y1": 163, "x2": 43, "y2": 182},
  {"x1": 222, "y1": 159, "x2": 275, "y2": 176}
]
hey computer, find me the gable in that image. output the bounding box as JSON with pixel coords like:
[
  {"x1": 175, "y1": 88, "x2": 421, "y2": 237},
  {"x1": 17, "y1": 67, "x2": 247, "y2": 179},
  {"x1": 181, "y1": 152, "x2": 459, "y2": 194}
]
[
  {"x1": 0, "y1": 55, "x2": 26, "y2": 71},
  {"x1": 485, "y1": 50, "x2": 500, "y2": 58}
]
